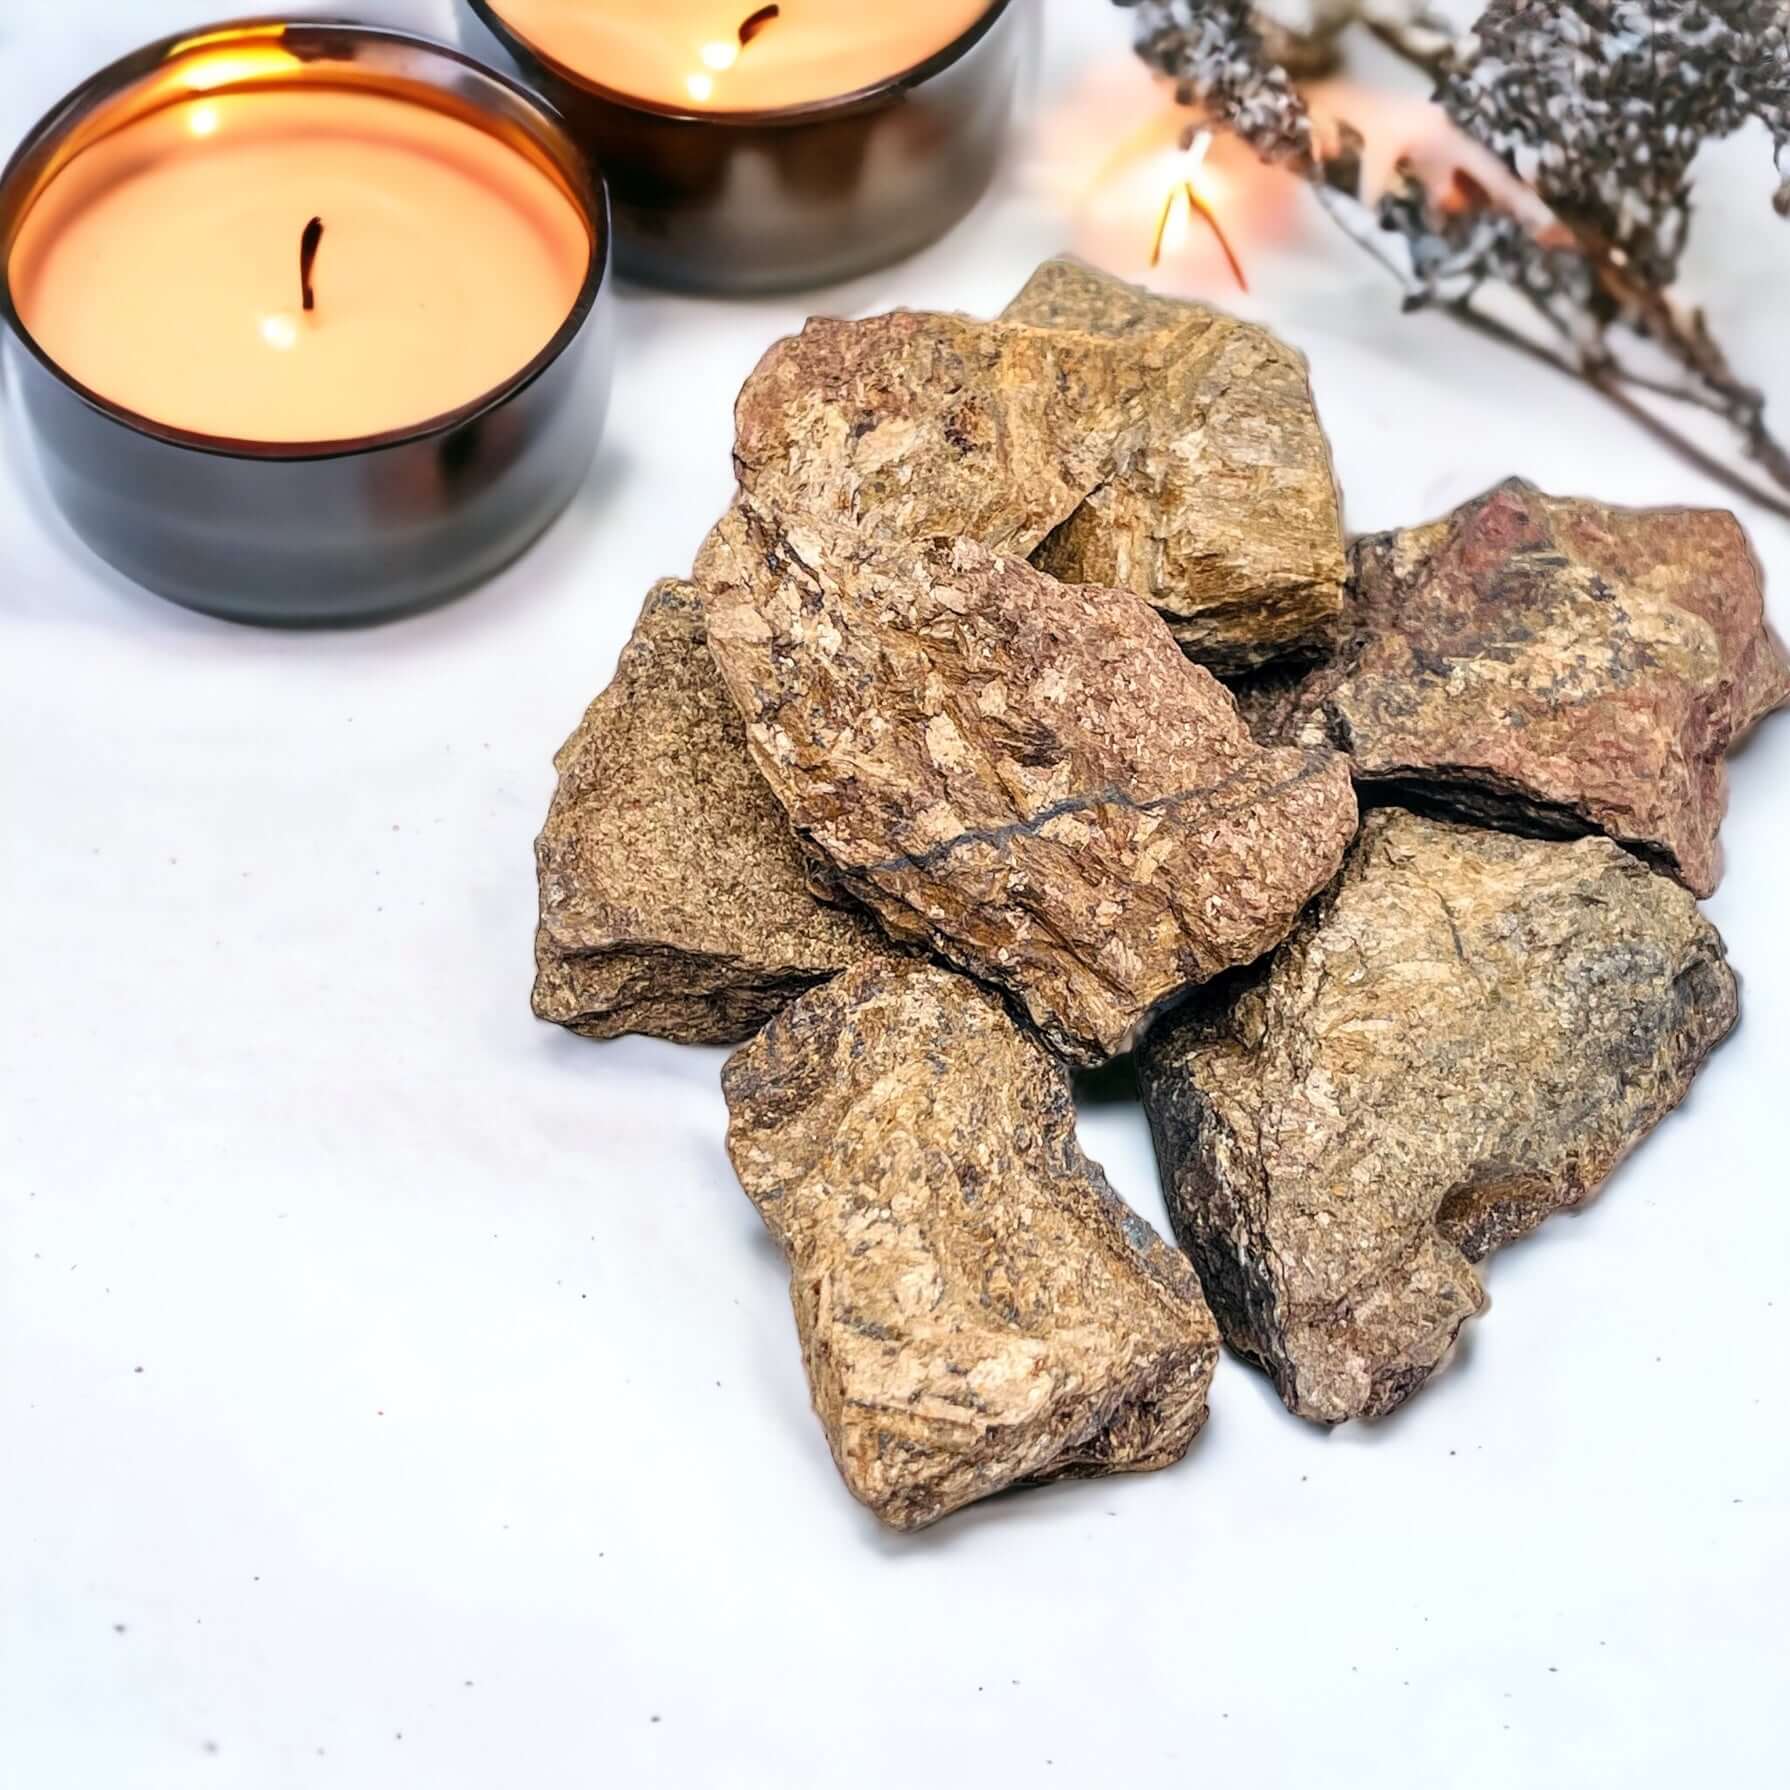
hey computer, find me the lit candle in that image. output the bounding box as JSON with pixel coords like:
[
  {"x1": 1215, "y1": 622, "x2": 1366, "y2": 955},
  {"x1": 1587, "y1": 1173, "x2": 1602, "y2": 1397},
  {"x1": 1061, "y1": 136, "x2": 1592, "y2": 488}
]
[
  {"x1": 480, "y1": 0, "x2": 995, "y2": 112},
  {"x1": 458, "y1": 0, "x2": 1032, "y2": 292},
  {"x1": 10, "y1": 85, "x2": 590, "y2": 441},
  {"x1": 0, "y1": 24, "x2": 612, "y2": 622}
]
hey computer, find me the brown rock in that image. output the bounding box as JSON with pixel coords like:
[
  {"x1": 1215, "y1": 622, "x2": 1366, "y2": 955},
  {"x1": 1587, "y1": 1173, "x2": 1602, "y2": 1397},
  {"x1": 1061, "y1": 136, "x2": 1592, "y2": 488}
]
[
  {"x1": 1005, "y1": 258, "x2": 1348, "y2": 673},
  {"x1": 701, "y1": 500, "x2": 1359, "y2": 1065},
  {"x1": 1139, "y1": 808, "x2": 1738, "y2": 1426},
  {"x1": 730, "y1": 264, "x2": 1347, "y2": 674},
  {"x1": 998, "y1": 254, "x2": 1201, "y2": 340},
  {"x1": 724, "y1": 957, "x2": 1220, "y2": 1530},
  {"x1": 1260, "y1": 478, "x2": 1790, "y2": 894},
  {"x1": 731, "y1": 305, "x2": 1189, "y2": 559},
  {"x1": 532, "y1": 580, "x2": 881, "y2": 1045}
]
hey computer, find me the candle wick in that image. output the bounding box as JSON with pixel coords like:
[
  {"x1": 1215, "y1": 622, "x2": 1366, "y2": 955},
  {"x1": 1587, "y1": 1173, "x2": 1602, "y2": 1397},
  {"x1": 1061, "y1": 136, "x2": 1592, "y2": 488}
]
[
  {"x1": 300, "y1": 216, "x2": 324, "y2": 314},
  {"x1": 737, "y1": 4, "x2": 779, "y2": 47}
]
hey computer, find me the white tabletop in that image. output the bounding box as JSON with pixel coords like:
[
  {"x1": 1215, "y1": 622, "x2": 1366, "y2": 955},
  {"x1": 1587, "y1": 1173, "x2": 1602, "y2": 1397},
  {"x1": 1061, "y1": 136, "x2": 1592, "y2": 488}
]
[{"x1": 5, "y1": 4, "x2": 1787, "y2": 1785}]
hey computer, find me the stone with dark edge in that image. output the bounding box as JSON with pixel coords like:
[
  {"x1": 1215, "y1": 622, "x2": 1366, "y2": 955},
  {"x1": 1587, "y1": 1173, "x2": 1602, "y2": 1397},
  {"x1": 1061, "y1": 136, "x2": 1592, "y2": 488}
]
[
  {"x1": 1139, "y1": 808, "x2": 1739, "y2": 1426},
  {"x1": 700, "y1": 498, "x2": 1359, "y2": 1065},
  {"x1": 1004, "y1": 257, "x2": 1348, "y2": 674},
  {"x1": 532, "y1": 579, "x2": 882, "y2": 1045},
  {"x1": 1252, "y1": 478, "x2": 1790, "y2": 894},
  {"x1": 724, "y1": 957, "x2": 1220, "y2": 1531}
]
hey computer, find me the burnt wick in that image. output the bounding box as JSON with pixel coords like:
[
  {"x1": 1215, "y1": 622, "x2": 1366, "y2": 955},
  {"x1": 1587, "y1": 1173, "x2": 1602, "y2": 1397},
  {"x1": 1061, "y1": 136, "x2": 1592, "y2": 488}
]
[
  {"x1": 299, "y1": 216, "x2": 324, "y2": 314},
  {"x1": 738, "y1": 4, "x2": 780, "y2": 48}
]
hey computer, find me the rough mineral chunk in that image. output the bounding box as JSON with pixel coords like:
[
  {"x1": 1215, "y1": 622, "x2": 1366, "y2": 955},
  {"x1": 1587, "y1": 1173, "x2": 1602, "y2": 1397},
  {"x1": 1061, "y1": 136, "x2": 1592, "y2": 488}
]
[
  {"x1": 1258, "y1": 479, "x2": 1790, "y2": 894},
  {"x1": 701, "y1": 500, "x2": 1359, "y2": 1065},
  {"x1": 1139, "y1": 808, "x2": 1739, "y2": 1426},
  {"x1": 730, "y1": 267, "x2": 1347, "y2": 675},
  {"x1": 998, "y1": 254, "x2": 1200, "y2": 341},
  {"x1": 732, "y1": 306, "x2": 1191, "y2": 558},
  {"x1": 724, "y1": 958, "x2": 1220, "y2": 1530},
  {"x1": 1004, "y1": 258, "x2": 1348, "y2": 672},
  {"x1": 532, "y1": 580, "x2": 881, "y2": 1045}
]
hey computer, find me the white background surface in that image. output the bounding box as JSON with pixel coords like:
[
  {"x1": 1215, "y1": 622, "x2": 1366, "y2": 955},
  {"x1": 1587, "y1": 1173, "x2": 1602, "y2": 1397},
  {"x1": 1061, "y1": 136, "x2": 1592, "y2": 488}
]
[{"x1": 4, "y1": 3, "x2": 1787, "y2": 1785}]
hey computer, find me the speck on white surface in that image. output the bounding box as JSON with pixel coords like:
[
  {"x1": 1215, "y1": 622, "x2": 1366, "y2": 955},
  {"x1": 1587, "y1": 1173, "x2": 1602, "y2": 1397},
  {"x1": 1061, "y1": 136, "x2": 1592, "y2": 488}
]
[{"x1": 3, "y1": 4, "x2": 1786, "y2": 1786}]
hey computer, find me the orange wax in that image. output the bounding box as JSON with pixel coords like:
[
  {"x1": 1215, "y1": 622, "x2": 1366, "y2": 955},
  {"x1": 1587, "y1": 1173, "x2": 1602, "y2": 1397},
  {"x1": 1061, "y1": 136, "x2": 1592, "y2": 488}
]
[
  {"x1": 485, "y1": 0, "x2": 997, "y2": 112},
  {"x1": 7, "y1": 86, "x2": 591, "y2": 443}
]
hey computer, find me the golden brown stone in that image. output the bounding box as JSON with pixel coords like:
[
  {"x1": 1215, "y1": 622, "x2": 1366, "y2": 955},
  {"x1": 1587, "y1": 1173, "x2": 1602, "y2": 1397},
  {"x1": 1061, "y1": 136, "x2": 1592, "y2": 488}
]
[
  {"x1": 729, "y1": 262, "x2": 1347, "y2": 673},
  {"x1": 1259, "y1": 479, "x2": 1790, "y2": 894},
  {"x1": 724, "y1": 957, "x2": 1220, "y2": 1531},
  {"x1": 731, "y1": 305, "x2": 1186, "y2": 560},
  {"x1": 1140, "y1": 808, "x2": 1739, "y2": 1425},
  {"x1": 1005, "y1": 258, "x2": 1348, "y2": 673},
  {"x1": 701, "y1": 500, "x2": 1359, "y2": 1065},
  {"x1": 532, "y1": 580, "x2": 881, "y2": 1045}
]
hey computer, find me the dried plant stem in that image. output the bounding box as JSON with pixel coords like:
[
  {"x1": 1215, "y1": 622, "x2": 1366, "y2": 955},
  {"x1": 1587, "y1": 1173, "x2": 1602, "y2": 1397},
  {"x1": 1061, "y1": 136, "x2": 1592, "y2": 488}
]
[
  {"x1": 1126, "y1": 0, "x2": 1790, "y2": 516},
  {"x1": 1308, "y1": 183, "x2": 1409, "y2": 284},
  {"x1": 1362, "y1": 16, "x2": 1450, "y2": 81},
  {"x1": 1446, "y1": 300, "x2": 1790, "y2": 522}
]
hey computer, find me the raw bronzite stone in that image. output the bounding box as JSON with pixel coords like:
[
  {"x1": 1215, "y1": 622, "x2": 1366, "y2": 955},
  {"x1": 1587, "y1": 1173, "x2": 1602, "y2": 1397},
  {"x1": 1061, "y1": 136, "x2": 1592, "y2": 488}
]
[
  {"x1": 732, "y1": 306, "x2": 1187, "y2": 560},
  {"x1": 1004, "y1": 258, "x2": 1348, "y2": 673},
  {"x1": 1260, "y1": 478, "x2": 1790, "y2": 894},
  {"x1": 532, "y1": 580, "x2": 881, "y2": 1045},
  {"x1": 998, "y1": 253, "x2": 1201, "y2": 338},
  {"x1": 701, "y1": 500, "x2": 1359, "y2": 1065},
  {"x1": 723, "y1": 957, "x2": 1220, "y2": 1530},
  {"x1": 1139, "y1": 808, "x2": 1739, "y2": 1426},
  {"x1": 731, "y1": 261, "x2": 1346, "y2": 673}
]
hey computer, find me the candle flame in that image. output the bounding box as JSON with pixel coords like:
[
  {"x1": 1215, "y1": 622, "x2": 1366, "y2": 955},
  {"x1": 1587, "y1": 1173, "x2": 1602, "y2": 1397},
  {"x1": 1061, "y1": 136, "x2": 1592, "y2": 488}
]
[
  {"x1": 1148, "y1": 130, "x2": 1248, "y2": 292},
  {"x1": 186, "y1": 103, "x2": 220, "y2": 138},
  {"x1": 699, "y1": 40, "x2": 739, "y2": 71},
  {"x1": 259, "y1": 313, "x2": 299, "y2": 352},
  {"x1": 1148, "y1": 132, "x2": 1210, "y2": 267}
]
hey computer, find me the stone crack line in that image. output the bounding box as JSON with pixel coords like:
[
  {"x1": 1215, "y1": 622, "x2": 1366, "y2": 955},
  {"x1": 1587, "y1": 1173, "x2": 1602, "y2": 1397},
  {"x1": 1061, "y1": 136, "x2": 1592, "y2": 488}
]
[{"x1": 842, "y1": 749, "x2": 1338, "y2": 879}]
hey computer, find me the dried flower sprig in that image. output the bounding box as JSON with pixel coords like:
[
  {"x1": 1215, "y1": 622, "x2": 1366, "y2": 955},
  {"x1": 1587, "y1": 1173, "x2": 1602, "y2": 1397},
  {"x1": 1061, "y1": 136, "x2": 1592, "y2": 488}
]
[{"x1": 1118, "y1": 0, "x2": 1790, "y2": 516}]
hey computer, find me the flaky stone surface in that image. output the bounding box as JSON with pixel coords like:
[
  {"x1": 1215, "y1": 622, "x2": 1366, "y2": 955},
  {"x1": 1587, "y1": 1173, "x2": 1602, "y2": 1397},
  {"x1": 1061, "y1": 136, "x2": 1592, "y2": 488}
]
[
  {"x1": 1259, "y1": 478, "x2": 1790, "y2": 895},
  {"x1": 732, "y1": 306, "x2": 1190, "y2": 559},
  {"x1": 998, "y1": 254, "x2": 1201, "y2": 340},
  {"x1": 1005, "y1": 258, "x2": 1347, "y2": 673},
  {"x1": 532, "y1": 580, "x2": 881, "y2": 1045},
  {"x1": 701, "y1": 500, "x2": 1359, "y2": 1065},
  {"x1": 1139, "y1": 808, "x2": 1738, "y2": 1426},
  {"x1": 730, "y1": 266, "x2": 1345, "y2": 674},
  {"x1": 724, "y1": 958, "x2": 1220, "y2": 1531}
]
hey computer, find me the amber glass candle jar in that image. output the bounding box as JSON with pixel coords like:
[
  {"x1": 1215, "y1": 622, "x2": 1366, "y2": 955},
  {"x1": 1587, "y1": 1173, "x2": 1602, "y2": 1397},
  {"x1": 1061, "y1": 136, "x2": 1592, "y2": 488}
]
[
  {"x1": 456, "y1": 0, "x2": 1030, "y2": 293},
  {"x1": 0, "y1": 21, "x2": 613, "y2": 625}
]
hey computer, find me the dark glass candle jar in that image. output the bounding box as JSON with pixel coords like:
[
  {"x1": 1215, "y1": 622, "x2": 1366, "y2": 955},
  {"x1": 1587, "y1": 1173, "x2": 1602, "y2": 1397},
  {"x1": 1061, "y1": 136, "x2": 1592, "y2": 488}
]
[
  {"x1": 0, "y1": 21, "x2": 613, "y2": 626},
  {"x1": 455, "y1": 0, "x2": 1029, "y2": 294}
]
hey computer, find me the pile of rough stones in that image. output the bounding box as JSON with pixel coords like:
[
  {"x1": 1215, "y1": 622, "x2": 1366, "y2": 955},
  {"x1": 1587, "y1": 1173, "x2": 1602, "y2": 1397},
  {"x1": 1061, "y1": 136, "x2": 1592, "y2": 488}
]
[{"x1": 532, "y1": 258, "x2": 1789, "y2": 1531}]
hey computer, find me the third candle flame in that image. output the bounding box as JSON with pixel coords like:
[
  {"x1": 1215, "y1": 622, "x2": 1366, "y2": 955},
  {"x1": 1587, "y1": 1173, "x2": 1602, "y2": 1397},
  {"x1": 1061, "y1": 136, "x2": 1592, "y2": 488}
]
[{"x1": 1149, "y1": 129, "x2": 1248, "y2": 292}]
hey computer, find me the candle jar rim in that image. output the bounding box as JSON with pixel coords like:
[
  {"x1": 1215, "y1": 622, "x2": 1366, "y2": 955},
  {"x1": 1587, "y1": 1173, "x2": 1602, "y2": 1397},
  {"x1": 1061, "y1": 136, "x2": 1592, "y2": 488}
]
[
  {"x1": 463, "y1": 0, "x2": 1017, "y2": 127},
  {"x1": 0, "y1": 17, "x2": 611, "y2": 464}
]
